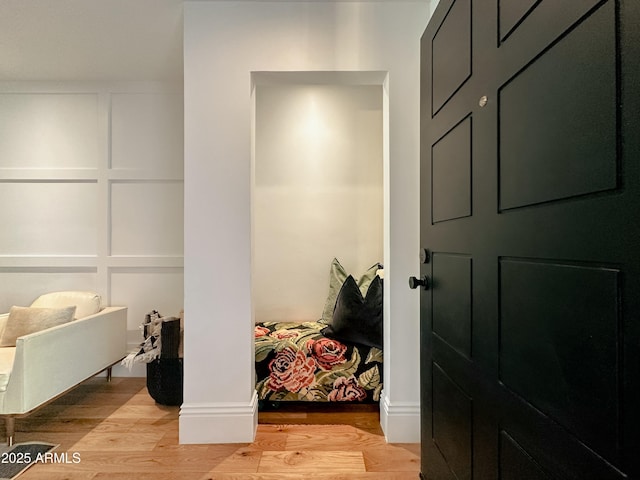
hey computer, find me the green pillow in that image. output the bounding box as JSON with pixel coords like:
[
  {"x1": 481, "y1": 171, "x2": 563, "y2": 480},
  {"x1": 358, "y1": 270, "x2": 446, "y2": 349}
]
[{"x1": 319, "y1": 258, "x2": 380, "y2": 325}]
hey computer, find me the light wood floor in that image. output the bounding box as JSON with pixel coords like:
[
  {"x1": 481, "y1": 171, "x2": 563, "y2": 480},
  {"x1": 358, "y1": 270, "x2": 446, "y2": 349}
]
[{"x1": 8, "y1": 377, "x2": 420, "y2": 479}]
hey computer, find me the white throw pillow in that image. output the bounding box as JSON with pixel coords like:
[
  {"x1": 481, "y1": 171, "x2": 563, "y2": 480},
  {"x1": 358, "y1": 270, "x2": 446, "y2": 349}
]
[
  {"x1": 30, "y1": 291, "x2": 101, "y2": 319},
  {"x1": 0, "y1": 305, "x2": 76, "y2": 347}
]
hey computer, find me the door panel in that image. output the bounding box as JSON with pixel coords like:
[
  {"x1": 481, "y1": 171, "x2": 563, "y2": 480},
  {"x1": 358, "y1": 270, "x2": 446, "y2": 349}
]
[
  {"x1": 499, "y1": 1, "x2": 618, "y2": 210},
  {"x1": 431, "y1": 0, "x2": 471, "y2": 115},
  {"x1": 499, "y1": 431, "x2": 550, "y2": 480},
  {"x1": 498, "y1": 0, "x2": 541, "y2": 42},
  {"x1": 420, "y1": 0, "x2": 639, "y2": 478},
  {"x1": 499, "y1": 259, "x2": 620, "y2": 458},
  {"x1": 433, "y1": 253, "x2": 472, "y2": 358},
  {"x1": 433, "y1": 364, "x2": 473, "y2": 480},
  {"x1": 497, "y1": 388, "x2": 629, "y2": 480},
  {"x1": 432, "y1": 116, "x2": 473, "y2": 223}
]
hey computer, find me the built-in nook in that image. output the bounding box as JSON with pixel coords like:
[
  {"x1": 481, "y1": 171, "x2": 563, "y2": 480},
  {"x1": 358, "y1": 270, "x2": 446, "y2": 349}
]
[{"x1": 251, "y1": 72, "x2": 387, "y2": 326}]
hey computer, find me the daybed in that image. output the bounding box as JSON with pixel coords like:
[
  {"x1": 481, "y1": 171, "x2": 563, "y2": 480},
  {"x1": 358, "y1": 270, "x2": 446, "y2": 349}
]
[
  {"x1": 255, "y1": 259, "x2": 383, "y2": 404},
  {"x1": 0, "y1": 291, "x2": 127, "y2": 445}
]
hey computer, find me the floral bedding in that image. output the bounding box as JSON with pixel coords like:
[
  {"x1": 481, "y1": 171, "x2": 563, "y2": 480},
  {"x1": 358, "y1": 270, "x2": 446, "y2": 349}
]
[{"x1": 255, "y1": 321, "x2": 383, "y2": 403}]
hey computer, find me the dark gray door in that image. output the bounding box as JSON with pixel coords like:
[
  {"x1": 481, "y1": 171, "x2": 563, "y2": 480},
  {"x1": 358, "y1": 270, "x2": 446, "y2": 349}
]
[{"x1": 418, "y1": 1, "x2": 639, "y2": 478}]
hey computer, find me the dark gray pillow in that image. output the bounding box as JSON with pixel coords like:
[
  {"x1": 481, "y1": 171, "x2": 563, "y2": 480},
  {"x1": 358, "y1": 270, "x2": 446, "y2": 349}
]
[
  {"x1": 319, "y1": 258, "x2": 381, "y2": 325},
  {"x1": 322, "y1": 274, "x2": 383, "y2": 349}
]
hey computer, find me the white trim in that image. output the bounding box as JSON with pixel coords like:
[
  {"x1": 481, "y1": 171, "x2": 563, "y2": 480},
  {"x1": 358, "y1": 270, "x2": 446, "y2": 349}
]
[
  {"x1": 109, "y1": 362, "x2": 146, "y2": 378},
  {"x1": 179, "y1": 391, "x2": 258, "y2": 444},
  {"x1": 380, "y1": 389, "x2": 421, "y2": 443}
]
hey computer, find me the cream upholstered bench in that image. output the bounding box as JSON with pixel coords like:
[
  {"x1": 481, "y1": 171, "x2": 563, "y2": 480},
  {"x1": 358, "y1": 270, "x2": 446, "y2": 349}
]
[{"x1": 0, "y1": 291, "x2": 127, "y2": 445}]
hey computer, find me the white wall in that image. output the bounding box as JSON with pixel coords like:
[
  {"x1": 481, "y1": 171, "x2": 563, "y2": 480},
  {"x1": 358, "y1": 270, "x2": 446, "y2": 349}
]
[
  {"x1": 183, "y1": 1, "x2": 431, "y2": 443},
  {"x1": 0, "y1": 82, "x2": 185, "y2": 371},
  {"x1": 253, "y1": 83, "x2": 383, "y2": 323},
  {"x1": 431, "y1": 0, "x2": 441, "y2": 16}
]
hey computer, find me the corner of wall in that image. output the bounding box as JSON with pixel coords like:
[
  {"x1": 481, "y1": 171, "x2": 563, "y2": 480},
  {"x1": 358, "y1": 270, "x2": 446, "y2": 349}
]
[
  {"x1": 179, "y1": 390, "x2": 258, "y2": 444},
  {"x1": 380, "y1": 389, "x2": 421, "y2": 443}
]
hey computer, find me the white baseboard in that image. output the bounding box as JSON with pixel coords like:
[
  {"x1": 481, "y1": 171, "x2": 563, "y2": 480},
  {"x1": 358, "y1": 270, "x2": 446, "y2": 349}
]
[
  {"x1": 108, "y1": 362, "x2": 146, "y2": 378},
  {"x1": 380, "y1": 390, "x2": 420, "y2": 443},
  {"x1": 178, "y1": 391, "x2": 258, "y2": 444}
]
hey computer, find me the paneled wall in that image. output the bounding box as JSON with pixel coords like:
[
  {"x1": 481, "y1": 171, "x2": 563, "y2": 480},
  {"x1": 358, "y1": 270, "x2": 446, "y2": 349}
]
[{"x1": 0, "y1": 83, "x2": 184, "y2": 356}]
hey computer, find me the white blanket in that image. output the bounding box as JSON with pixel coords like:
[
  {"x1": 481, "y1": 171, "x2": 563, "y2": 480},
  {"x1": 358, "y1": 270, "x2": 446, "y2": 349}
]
[{"x1": 121, "y1": 310, "x2": 169, "y2": 370}]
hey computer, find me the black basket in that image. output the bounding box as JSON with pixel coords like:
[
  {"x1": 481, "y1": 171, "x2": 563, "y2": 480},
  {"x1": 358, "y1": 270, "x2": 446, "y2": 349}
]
[
  {"x1": 160, "y1": 318, "x2": 181, "y2": 359},
  {"x1": 146, "y1": 358, "x2": 183, "y2": 406}
]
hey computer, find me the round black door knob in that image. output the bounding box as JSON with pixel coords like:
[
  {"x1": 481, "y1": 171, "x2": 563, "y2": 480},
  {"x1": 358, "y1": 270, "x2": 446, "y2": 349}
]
[{"x1": 409, "y1": 275, "x2": 430, "y2": 290}]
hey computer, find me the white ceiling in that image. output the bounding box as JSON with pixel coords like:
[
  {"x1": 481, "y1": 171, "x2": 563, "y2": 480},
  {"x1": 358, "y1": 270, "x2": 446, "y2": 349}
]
[
  {"x1": 0, "y1": 0, "x2": 184, "y2": 81},
  {"x1": 0, "y1": 0, "x2": 432, "y2": 82}
]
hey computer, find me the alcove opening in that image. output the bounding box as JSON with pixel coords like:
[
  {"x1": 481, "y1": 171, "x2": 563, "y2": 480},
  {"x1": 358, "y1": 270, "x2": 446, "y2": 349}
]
[{"x1": 251, "y1": 71, "x2": 388, "y2": 336}]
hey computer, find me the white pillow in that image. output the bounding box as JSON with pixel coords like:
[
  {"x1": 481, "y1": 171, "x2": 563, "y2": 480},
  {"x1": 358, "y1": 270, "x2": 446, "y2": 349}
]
[
  {"x1": 30, "y1": 291, "x2": 101, "y2": 319},
  {"x1": 0, "y1": 306, "x2": 76, "y2": 347}
]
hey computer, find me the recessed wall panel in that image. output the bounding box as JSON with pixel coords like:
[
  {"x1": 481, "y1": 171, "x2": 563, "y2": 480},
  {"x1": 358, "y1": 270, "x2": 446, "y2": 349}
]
[
  {"x1": 0, "y1": 94, "x2": 99, "y2": 169},
  {"x1": 111, "y1": 93, "x2": 184, "y2": 174},
  {"x1": 433, "y1": 363, "x2": 472, "y2": 480},
  {"x1": 110, "y1": 268, "x2": 184, "y2": 332},
  {"x1": 433, "y1": 253, "x2": 472, "y2": 358},
  {"x1": 0, "y1": 268, "x2": 98, "y2": 313},
  {"x1": 432, "y1": 0, "x2": 471, "y2": 114},
  {"x1": 110, "y1": 181, "x2": 184, "y2": 256},
  {"x1": 499, "y1": 3, "x2": 617, "y2": 210},
  {"x1": 499, "y1": 259, "x2": 619, "y2": 455},
  {"x1": 0, "y1": 182, "x2": 97, "y2": 255},
  {"x1": 432, "y1": 117, "x2": 472, "y2": 223}
]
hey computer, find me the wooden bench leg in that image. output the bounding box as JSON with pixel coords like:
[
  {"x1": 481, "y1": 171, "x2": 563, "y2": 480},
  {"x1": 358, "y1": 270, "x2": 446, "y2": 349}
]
[{"x1": 6, "y1": 417, "x2": 15, "y2": 446}]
